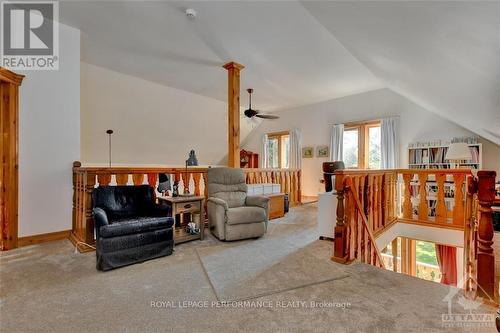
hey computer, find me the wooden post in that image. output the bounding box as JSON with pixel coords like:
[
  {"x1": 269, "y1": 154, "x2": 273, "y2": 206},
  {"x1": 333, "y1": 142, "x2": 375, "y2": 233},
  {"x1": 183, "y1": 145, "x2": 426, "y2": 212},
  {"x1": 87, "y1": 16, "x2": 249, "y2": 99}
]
[
  {"x1": 332, "y1": 173, "x2": 348, "y2": 263},
  {"x1": 0, "y1": 68, "x2": 24, "y2": 251},
  {"x1": 71, "y1": 162, "x2": 80, "y2": 243},
  {"x1": 464, "y1": 175, "x2": 476, "y2": 294},
  {"x1": 401, "y1": 237, "x2": 408, "y2": 274},
  {"x1": 391, "y1": 238, "x2": 398, "y2": 272},
  {"x1": 84, "y1": 172, "x2": 96, "y2": 246},
  {"x1": 475, "y1": 170, "x2": 496, "y2": 300},
  {"x1": 408, "y1": 239, "x2": 416, "y2": 276},
  {"x1": 223, "y1": 62, "x2": 244, "y2": 168}
]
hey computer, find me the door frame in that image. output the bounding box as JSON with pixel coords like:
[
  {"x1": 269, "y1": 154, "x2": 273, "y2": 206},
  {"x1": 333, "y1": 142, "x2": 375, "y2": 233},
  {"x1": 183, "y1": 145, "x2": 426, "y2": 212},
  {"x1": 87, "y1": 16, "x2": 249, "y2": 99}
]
[{"x1": 0, "y1": 67, "x2": 24, "y2": 250}]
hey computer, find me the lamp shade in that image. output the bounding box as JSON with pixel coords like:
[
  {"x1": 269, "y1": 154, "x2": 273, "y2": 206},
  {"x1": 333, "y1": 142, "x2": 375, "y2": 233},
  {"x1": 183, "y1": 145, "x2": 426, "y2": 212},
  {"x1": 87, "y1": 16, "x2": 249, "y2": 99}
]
[
  {"x1": 445, "y1": 143, "x2": 472, "y2": 161},
  {"x1": 186, "y1": 150, "x2": 198, "y2": 166}
]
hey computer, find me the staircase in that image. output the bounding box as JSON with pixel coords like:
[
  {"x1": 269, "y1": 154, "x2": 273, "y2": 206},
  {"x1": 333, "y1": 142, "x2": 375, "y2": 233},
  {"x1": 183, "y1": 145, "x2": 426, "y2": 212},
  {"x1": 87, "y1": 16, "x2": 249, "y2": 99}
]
[{"x1": 331, "y1": 168, "x2": 498, "y2": 304}]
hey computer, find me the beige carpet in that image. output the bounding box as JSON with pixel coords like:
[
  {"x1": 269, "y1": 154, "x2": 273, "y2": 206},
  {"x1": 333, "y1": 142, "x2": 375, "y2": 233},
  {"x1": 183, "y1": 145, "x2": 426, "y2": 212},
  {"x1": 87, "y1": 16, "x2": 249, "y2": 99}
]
[
  {"x1": 197, "y1": 239, "x2": 349, "y2": 301},
  {"x1": 0, "y1": 204, "x2": 496, "y2": 333}
]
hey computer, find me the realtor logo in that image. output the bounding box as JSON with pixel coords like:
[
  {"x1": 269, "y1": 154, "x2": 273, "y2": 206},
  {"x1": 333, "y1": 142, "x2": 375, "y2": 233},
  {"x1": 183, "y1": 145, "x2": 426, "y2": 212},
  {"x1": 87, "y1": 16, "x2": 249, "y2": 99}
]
[{"x1": 1, "y1": 1, "x2": 59, "y2": 70}]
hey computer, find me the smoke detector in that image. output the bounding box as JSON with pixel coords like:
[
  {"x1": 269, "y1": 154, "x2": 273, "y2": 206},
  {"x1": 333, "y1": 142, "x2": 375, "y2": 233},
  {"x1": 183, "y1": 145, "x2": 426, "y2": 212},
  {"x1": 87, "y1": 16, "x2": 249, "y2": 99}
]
[{"x1": 185, "y1": 8, "x2": 197, "y2": 19}]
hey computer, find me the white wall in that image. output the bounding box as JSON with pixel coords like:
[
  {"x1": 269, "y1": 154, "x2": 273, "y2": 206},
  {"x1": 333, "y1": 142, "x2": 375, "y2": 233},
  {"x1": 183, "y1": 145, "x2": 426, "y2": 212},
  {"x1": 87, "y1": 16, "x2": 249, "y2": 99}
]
[
  {"x1": 376, "y1": 222, "x2": 464, "y2": 281},
  {"x1": 81, "y1": 63, "x2": 253, "y2": 166},
  {"x1": 18, "y1": 24, "x2": 81, "y2": 236},
  {"x1": 243, "y1": 88, "x2": 500, "y2": 196},
  {"x1": 376, "y1": 223, "x2": 464, "y2": 250}
]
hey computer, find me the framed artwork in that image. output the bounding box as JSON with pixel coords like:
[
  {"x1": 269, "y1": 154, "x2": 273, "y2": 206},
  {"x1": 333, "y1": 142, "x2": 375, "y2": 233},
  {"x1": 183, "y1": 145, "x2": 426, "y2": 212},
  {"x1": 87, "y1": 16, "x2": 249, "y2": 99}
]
[
  {"x1": 302, "y1": 147, "x2": 314, "y2": 158},
  {"x1": 317, "y1": 145, "x2": 329, "y2": 158}
]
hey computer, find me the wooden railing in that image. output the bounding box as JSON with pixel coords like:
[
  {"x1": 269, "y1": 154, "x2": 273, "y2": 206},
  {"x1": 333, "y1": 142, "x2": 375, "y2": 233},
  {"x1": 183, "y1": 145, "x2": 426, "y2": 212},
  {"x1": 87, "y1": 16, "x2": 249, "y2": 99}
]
[
  {"x1": 243, "y1": 168, "x2": 301, "y2": 206},
  {"x1": 332, "y1": 170, "x2": 398, "y2": 267},
  {"x1": 71, "y1": 162, "x2": 301, "y2": 252},
  {"x1": 332, "y1": 168, "x2": 497, "y2": 302}
]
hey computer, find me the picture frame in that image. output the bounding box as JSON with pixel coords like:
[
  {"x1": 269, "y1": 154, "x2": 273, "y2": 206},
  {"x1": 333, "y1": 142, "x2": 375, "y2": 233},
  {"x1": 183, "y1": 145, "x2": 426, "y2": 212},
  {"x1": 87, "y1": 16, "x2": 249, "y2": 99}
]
[
  {"x1": 317, "y1": 145, "x2": 329, "y2": 158},
  {"x1": 302, "y1": 147, "x2": 314, "y2": 158}
]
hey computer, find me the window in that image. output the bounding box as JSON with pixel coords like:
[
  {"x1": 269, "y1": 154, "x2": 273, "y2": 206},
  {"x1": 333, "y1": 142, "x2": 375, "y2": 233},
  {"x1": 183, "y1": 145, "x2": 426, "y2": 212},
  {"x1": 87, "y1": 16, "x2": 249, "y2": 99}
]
[
  {"x1": 343, "y1": 128, "x2": 359, "y2": 168},
  {"x1": 267, "y1": 131, "x2": 289, "y2": 168},
  {"x1": 368, "y1": 126, "x2": 381, "y2": 169},
  {"x1": 382, "y1": 238, "x2": 442, "y2": 283},
  {"x1": 343, "y1": 121, "x2": 381, "y2": 169}
]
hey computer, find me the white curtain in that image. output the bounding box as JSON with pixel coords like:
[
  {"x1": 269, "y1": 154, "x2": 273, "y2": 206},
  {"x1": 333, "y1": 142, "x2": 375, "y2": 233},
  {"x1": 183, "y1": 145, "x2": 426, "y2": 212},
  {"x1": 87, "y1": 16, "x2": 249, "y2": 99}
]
[
  {"x1": 329, "y1": 124, "x2": 344, "y2": 161},
  {"x1": 289, "y1": 128, "x2": 301, "y2": 169},
  {"x1": 260, "y1": 134, "x2": 269, "y2": 168},
  {"x1": 381, "y1": 117, "x2": 400, "y2": 169}
]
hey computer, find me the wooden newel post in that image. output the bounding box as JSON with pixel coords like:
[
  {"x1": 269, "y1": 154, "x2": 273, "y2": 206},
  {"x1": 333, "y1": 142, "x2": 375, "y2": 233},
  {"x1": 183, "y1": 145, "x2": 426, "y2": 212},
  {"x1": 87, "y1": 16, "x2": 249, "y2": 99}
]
[
  {"x1": 84, "y1": 171, "x2": 96, "y2": 246},
  {"x1": 223, "y1": 61, "x2": 244, "y2": 168},
  {"x1": 333, "y1": 172, "x2": 348, "y2": 263},
  {"x1": 475, "y1": 170, "x2": 496, "y2": 300}
]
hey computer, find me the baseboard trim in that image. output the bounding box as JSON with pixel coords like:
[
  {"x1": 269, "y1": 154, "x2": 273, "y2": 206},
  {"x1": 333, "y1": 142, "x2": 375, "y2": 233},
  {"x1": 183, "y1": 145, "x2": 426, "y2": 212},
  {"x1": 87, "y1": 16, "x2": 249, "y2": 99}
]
[{"x1": 18, "y1": 230, "x2": 71, "y2": 247}]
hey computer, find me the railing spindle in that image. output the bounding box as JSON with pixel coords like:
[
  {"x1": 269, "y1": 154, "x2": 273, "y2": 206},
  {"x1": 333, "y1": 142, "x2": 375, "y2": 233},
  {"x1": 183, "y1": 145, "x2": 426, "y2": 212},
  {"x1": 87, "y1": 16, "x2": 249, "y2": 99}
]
[
  {"x1": 418, "y1": 173, "x2": 428, "y2": 221},
  {"x1": 402, "y1": 173, "x2": 413, "y2": 219},
  {"x1": 435, "y1": 174, "x2": 447, "y2": 224},
  {"x1": 116, "y1": 174, "x2": 129, "y2": 186},
  {"x1": 132, "y1": 174, "x2": 144, "y2": 185},
  {"x1": 452, "y1": 174, "x2": 465, "y2": 227}
]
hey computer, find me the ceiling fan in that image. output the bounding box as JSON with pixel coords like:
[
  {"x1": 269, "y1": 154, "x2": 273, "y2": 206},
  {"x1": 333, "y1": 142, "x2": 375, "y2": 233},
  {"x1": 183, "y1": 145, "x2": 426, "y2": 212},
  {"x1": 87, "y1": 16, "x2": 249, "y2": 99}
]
[{"x1": 243, "y1": 89, "x2": 279, "y2": 120}]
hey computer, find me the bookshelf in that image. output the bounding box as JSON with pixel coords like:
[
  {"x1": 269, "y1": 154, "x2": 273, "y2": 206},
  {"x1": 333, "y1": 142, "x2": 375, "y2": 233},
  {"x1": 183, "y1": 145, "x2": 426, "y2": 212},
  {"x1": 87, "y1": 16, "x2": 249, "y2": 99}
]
[
  {"x1": 407, "y1": 139, "x2": 482, "y2": 219},
  {"x1": 408, "y1": 143, "x2": 482, "y2": 170}
]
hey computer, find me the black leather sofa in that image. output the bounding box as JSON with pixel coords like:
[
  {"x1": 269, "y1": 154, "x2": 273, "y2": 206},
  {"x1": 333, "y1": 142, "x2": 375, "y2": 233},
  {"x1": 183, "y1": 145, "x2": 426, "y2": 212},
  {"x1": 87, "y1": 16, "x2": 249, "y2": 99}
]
[{"x1": 92, "y1": 185, "x2": 174, "y2": 271}]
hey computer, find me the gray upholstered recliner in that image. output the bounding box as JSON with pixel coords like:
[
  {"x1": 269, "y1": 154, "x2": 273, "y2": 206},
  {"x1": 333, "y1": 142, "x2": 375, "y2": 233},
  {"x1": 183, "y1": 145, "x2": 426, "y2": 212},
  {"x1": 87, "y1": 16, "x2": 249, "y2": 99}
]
[{"x1": 207, "y1": 167, "x2": 269, "y2": 241}]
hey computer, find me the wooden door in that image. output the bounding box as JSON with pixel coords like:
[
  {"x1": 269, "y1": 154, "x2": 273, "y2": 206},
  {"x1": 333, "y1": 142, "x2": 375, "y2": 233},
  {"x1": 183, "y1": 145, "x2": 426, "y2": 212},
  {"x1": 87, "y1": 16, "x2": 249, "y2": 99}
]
[{"x1": 0, "y1": 67, "x2": 24, "y2": 250}]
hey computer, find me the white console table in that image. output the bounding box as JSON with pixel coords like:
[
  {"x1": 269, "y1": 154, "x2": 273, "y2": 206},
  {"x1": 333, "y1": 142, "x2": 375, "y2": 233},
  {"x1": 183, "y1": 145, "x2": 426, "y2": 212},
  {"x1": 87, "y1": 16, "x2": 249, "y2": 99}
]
[{"x1": 318, "y1": 192, "x2": 338, "y2": 240}]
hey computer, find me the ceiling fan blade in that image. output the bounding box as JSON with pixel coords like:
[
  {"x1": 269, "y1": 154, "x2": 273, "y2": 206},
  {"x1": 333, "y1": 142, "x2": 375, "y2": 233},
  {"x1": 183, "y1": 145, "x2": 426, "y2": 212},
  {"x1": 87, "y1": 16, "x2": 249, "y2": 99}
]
[{"x1": 256, "y1": 114, "x2": 280, "y2": 119}]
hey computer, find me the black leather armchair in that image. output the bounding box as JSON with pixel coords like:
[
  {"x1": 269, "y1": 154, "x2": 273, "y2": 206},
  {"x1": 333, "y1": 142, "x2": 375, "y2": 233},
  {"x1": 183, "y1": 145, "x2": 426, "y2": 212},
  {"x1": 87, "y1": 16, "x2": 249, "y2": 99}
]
[{"x1": 92, "y1": 185, "x2": 174, "y2": 271}]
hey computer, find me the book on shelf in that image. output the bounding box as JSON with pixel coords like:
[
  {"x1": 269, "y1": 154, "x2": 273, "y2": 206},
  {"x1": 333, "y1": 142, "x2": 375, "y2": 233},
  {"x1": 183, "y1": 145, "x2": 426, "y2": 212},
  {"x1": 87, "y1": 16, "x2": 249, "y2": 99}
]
[{"x1": 407, "y1": 141, "x2": 481, "y2": 170}]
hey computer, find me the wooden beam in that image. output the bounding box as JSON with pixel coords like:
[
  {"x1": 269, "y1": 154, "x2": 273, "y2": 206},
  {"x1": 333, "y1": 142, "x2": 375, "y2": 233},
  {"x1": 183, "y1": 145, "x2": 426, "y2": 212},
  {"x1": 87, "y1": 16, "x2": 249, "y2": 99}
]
[{"x1": 223, "y1": 62, "x2": 244, "y2": 168}]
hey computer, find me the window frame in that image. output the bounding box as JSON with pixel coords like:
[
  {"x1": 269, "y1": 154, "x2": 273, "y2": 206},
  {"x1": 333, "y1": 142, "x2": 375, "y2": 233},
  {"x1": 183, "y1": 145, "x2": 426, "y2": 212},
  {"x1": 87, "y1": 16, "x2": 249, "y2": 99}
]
[
  {"x1": 267, "y1": 130, "x2": 290, "y2": 169},
  {"x1": 344, "y1": 120, "x2": 381, "y2": 170}
]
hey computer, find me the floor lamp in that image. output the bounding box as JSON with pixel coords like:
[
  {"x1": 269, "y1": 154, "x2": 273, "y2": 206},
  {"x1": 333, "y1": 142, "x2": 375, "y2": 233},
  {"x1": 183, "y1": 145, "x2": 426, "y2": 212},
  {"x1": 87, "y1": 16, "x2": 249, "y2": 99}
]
[{"x1": 106, "y1": 129, "x2": 113, "y2": 167}]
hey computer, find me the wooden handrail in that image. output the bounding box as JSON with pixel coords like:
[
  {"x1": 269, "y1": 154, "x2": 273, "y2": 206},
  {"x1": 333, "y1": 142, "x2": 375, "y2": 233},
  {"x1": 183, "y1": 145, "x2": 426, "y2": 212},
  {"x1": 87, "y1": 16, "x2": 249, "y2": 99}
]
[
  {"x1": 335, "y1": 169, "x2": 472, "y2": 175},
  {"x1": 345, "y1": 177, "x2": 385, "y2": 269},
  {"x1": 71, "y1": 162, "x2": 302, "y2": 252}
]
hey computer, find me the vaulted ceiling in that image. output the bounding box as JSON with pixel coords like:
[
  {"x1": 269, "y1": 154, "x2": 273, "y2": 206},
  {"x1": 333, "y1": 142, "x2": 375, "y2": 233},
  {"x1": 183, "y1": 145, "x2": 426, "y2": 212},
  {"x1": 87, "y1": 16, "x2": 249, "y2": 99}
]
[{"x1": 60, "y1": 1, "x2": 500, "y2": 145}]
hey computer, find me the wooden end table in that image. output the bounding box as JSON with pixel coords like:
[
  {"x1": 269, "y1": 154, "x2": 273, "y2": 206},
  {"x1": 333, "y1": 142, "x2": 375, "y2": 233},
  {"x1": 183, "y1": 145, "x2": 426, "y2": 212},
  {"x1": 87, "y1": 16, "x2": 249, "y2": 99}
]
[
  {"x1": 266, "y1": 193, "x2": 285, "y2": 220},
  {"x1": 157, "y1": 195, "x2": 205, "y2": 244}
]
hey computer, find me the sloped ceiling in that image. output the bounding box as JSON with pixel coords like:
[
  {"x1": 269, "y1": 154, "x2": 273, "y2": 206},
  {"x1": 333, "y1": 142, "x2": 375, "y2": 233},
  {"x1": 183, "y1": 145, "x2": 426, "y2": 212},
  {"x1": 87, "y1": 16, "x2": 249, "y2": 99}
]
[
  {"x1": 60, "y1": 1, "x2": 382, "y2": 112},
  {"x1": 60, "y1": 1, "x2": 499, "y2": 144},
  {"x1": 302, "y1": 1, "x2": 500, "y2": 144}
]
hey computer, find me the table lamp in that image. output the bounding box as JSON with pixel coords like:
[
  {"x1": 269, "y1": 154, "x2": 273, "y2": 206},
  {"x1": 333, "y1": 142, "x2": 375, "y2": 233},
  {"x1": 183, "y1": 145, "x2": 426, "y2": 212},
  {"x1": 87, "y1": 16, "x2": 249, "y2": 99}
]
[
  {"x1": 445, "y1": 142, "x2": 472, "y2": 169},
  {"x1": 182, "y1": 150, "x2": 198, "y2": 196}
]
